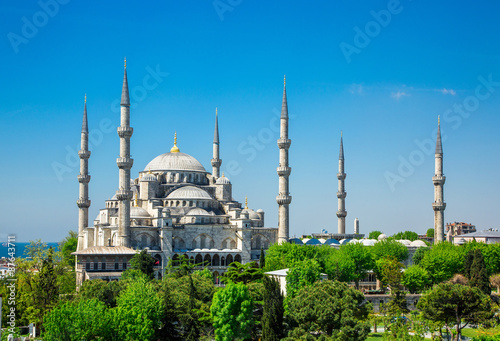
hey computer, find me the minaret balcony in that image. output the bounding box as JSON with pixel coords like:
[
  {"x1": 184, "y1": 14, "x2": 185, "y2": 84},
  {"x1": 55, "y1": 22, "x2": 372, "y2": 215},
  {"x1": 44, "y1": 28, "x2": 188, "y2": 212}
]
[
  {"x1": 77, "y1": 199, "x2": 91, "y2": 208},
  {"x1": 276, "y1": 194, "x2": 292, "y2": 205},
  {"x1": 277, "y1": 166, "x2": 291, "y2": 176},
  {"x1": 211, "y1": 158, "x2": 221, "y2": 167},
  {"x1": 277, "y1": 138, "x2": 291, "y2": 149},
  {"x1": 77, "y1": 174, "x2": 91, "y2": 183},
  {"x1": 337, "y1": 192, "x2": 346, "y2": 199},
  {"x1": 116, "y1": 157, "x2": 134, "y2": 169},
  {"x1": 117, "y1": 126, "x2": 134, "y2": 138},
  {"x1": 116, "y1": 189, "x2": 133, "y2": 201},
  {"x1": 432, "y1": 175, "x2": 446, "y2": 185},
  {"x1": 78, "y1": 150, "x2": 91, "y2": 159},
  {"x1": 337, "y1": 173, "x2": 346, "y2": 180},
  {"x1": 336, "y1": 210, "x2": 347, "y2": 218},
  {"x1": 432, "y1": 202, "x2": 446, "y2": 211}
]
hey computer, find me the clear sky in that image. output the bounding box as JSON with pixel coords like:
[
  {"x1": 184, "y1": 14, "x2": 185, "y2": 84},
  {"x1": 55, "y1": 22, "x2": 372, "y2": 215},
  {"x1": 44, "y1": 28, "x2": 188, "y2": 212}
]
[{"x1": 1, "y1": 1, "x2": 500, "y2": 242}]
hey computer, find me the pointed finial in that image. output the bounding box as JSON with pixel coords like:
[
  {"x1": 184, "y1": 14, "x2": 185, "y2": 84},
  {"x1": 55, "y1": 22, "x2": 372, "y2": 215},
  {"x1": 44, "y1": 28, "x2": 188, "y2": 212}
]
[
  {"x1": 170, "y1": 131, "x2": 180, "y2": 153},
  {"x1": 222, "y1": 172, "x2": 225, "y2": 178},
  {"x1": 245, "y1": 196, "x2": 248, "y2": 209},
  {"x1": 438, "y1": 115, "x2": 440, "y2": 125},
  {"x1": 284, "y1": 75, "x2": 286, "y2": 86},
  {"x1": 124, "y1": 57, "x2": 127, "y2": 69},
  {"x1": 85, "y1": 93, "x2": 87, "y2": 103},
  {"x1": 134, "y1": 192, "x2": 138, "y2": 207},
  {"x1": 148, "y1": 168, "x2": 151, "y2": 174},
  {"x1": 341, "y1": 130, "x2": 343, "y2": 137},
  {"x1": 216, "y1": 107, "x2": 218, "y2": 116}
]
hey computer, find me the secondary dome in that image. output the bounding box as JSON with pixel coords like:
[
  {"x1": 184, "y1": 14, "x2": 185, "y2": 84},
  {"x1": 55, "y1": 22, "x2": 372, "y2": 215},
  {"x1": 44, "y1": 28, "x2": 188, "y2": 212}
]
[
  {"x1": 186, "y1": 208, "x2": 210, "y2": 216},
  {"x1": 144, "y1": 152, "x2": 206, "y2": 172},
  {"x1": 167, "y1": 186, "x2": 212, "y2": 200},
  {"x1": 130, "y1": 206, "x2": 151, "y2": 218}
]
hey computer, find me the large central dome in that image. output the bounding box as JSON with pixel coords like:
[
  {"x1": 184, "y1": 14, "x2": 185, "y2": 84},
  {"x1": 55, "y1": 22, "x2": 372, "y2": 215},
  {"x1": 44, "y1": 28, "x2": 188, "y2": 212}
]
[{"x1": 144, "y1": 152, "x2": 206, "y2": 172}]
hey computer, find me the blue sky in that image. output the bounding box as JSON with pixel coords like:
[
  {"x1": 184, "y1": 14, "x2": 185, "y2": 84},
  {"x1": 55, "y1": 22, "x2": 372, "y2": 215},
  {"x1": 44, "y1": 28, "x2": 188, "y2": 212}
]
[{"x1": 1, "y1": 1, "x2": 500, "y2": 242}]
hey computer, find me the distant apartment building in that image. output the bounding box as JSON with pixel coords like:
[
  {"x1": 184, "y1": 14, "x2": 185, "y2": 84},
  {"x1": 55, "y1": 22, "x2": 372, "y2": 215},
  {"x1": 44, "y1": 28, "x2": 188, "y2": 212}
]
[{"x1": 446, "y1": 222, "x2": 476, "y2": 240}]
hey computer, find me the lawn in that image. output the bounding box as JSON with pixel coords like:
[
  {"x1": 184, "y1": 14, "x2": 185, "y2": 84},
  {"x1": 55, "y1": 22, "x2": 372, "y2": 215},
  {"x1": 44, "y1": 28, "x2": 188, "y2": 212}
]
[{"x1": 366, "y1": 333, "x2": 384, "y2": 341}]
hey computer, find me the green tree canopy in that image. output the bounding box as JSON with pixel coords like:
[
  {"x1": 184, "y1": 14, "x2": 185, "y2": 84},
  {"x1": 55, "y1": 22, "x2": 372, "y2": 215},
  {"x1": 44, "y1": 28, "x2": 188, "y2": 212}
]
[
  {"x1": 392, "y1": 230, "x2": 419, "y2": 241},
  {"x1": 426, "y1": 228, "x2": 434, "y2": 238},
  {"x1": 417, "y1": 282, "x2": 492, "y2": 340},
  {"x1": 59, "y1": 230, "x2": 78, "y2": 267},
  {"x1": 262, "y1": 276, "x2": 284, "y2": 341},
  {"x1": 402, "y1": 265, "x2": 430, "y2": 294},
  {"x1": 211, "y1": 282, "x2": 254, "y2": 341},
  {"x1": 130, "y1": 249, "x2": 156, "y2": 279},
  {"x1": 286, "y1": 280, "x2": 371, "y2": 340},
  {"x1": 286, "y1": 258, "x2": 322, "y2": 299},
  {"x1": 419, "y1": 242, "x2": 464, "y2": 284},
  {"x1": 412, "y1": 246, "x2": 430, "y2": 266},
  {"x1": 325, "y1": 248, "x2": 356, "y2": 283},
  {"x1": 371, "y1": 239, "x2": 409, "y2": 263},
  {"x1": 368, "y1": 230, "x2": 383, "y2": 240},
  {"x1": 340, "y1": 243, "x2": 374, "y2": 289},
  {"x1": 263, "y1": 243, "x2": 333, "y2": 273},
  {"x1": 220, "y1": 261, "x2": 263, "y2": 284}
]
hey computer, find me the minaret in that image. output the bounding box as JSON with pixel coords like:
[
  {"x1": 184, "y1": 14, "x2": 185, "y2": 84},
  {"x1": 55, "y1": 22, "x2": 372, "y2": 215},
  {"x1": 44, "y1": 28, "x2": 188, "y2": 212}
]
[
  {"x1": 432, "y1": 116, "x2": 446, "y2": 243},
  {"x1": 77, "y1": 94, "x2": 91, "y2": 251},
  {"x1": 336, "y1": 132, "x2": 347, "y2": 234},
  {"x1": 211, "y1": 108, "x2": 221, "y2": 178},
  {"x1": 276, "y1": 76, "x2": 292, "y2": 243},
  {"x1": 116, "y1": 59, "x2": 134, "y2": 247}
]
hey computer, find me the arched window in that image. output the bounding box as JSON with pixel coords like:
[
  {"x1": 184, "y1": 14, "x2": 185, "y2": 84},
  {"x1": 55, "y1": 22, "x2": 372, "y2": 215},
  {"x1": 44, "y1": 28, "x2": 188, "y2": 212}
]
[
  {"x1": 234, "y1": 254, "x2": 241, "y2": 263},
  {"x1": 230, "y1": 239, "x2": 236, "y2": 249},
  {"x1": 86, "y1": 257, "x2": 90, "y2": 271},
  {"x1": 101, "y1": 257, "x2": 106, "y2": 270},
  {"x1": 204, "y1": 254, "x2": 211, "y2": 266},
  {"x1": 221, "y1": 256, "x2": 225, "y2": 267},
  {"x1": 200, "y1": 235, "x2": 206, "y2": 249},
  {"x1": 195, "y1": 254, "x2": 203, "y2": 265},
  {"x1": 141, "y1": 234, "x2": 148, "y2": 248},
  {"x1": 212, "y1": 254, "x2": 220, "y2": 266},
  {"x1": 115, "y1": 257, "x2": 119, "y2": 270},
  {"x1": 172, "y1": 254, "x2": 180, "y2": 266},
  {"x1": 226, "y1": 254, "x2": 233, "y2": 265}
]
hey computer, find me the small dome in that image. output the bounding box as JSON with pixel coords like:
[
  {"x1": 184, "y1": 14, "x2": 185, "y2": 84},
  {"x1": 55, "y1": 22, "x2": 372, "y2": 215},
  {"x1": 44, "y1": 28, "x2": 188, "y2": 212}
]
[
  {"x1": 241, "y1": 208, "x2": 260, "y2": 220},
  {"x1": 216, "y1": 176, "x2": 231, "y2": 184},
  {"x1": 186, "y1": 208, "x2": 210, "y2": 216},
  {"x1": 378, "y1": 234, "x2": 387, "y2": 240},
  {"x1": 305, "y1": 238, "x2": 321, "y2": 245},
  {"x1": 141, "y1": 173, "x2": 157, "y2": 182},
  {"x1": 410, "y1": 240, "x2": 427, "y2": 247},
  {"x1": 339, "y1": 239, "x2": 352, "y2": 245},
  {"x1": 349, "y1": 239, "x2": 363, "y2": 244},
  {"x1": 167, "y1": 186, "x2": 212, "y2": 200},
  {"x1": 397, "y1": 239, "x2": 412, "y2": 246},
  {"x1": 289, "y1": 238, "x2": 303, "y2": 245},
  {"x1": 130, "y1": 206, "x2": 151, "y2": 218},
  {"x1": 318, "y1": 238, "x2": 327, "y2": 244},
  {"x1": 362, "y1": 239, "x2": 377, "y2": 246},
  {"x1": 325, "y1": 238, "x2": 340, "y2": 245},
  {"x1": 256, "y1": 209, "x2": 264, "y2": 213}
]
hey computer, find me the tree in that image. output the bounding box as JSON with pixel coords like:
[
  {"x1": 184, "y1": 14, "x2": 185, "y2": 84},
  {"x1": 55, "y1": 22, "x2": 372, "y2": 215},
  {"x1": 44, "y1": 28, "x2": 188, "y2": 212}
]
[
  {"x1": 426, "y1": 228, "x2": 434, "y2": 238},
  {"x1": 260, "y1": 247, "x2": 265, "y2": 269},
  {"x1": 490, "y1": 274, "x2": 500, "y2": 292},
  {"x1": 77, "y1": 279, "x2": 125, "y2": 308},
  {"x1": 263, "y1": 243, "x2": 333, "y2": 273},
  {"x1": 468, "y1": 249, "x2": 491, "y2": 295},
  {"x1": 36, "y1": 247, "x2": 59, "y2": 328},
  {"x1": 340, "y1": 243, "x2": 374, "y2": 289},
  {"x1": 261, "y1": 276, "x2": 284, "y2": 341},
  {"x1": 377, "y1": 257, "x2": 408, "y2": 315},
  {"x1": 369, "y1": 230, "x2": 383, "y2": 240},
  {"x1": 411, "y1": 246, "x2": 430, "y2": 266},
  {"x1": 286, "y1": 259, "x2": 322, "y2": 299},
  {"x1": 402, "y1": 265, "x2": 430, "y2": 293},
  {"x1": 286, "y1": 280, "x2": 370, "y2": 340},
  {"x1": 220, "y1": 261, "x2": 263, "y2": 284},
  {"x1": 325, "y1": 248, "x2": 356, "y2": 282},
  {"x1": 417, "y1": 282, "x2": 492, "y2": 340},
  {"x1": 392, "y1": 231, "x2": 419, "y2": 241},
  {"x1": 130, "y1": 249, "x2": 156, "y2": 279},
  {"x1": 113, "y1": 276, "x2": 165, "y2": 341},
  {"x1": 211, "y1": 282, "x2": 254, "y2": 341},
  {"x1": 59, "y1": 230, "x2": 78, "y2": 267},
  {"x1": 44, "y1": 299, "x2": 112, "y2": 341},
  {"x1": 371, "y1": 239, "x2": 409, "y2": 263},
  {"x1": 419, "y1": 242, "x2": 464, "y2": 284}
]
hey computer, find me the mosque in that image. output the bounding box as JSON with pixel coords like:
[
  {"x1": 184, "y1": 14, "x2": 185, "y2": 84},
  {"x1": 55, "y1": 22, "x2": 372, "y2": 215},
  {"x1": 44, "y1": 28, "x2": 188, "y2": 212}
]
[
  {"x1": 73, "y1": 60, "x2": 447, "y2": 287},
  {"x1": 73, "y1": 62, "x2": 291, "y2": 286}
]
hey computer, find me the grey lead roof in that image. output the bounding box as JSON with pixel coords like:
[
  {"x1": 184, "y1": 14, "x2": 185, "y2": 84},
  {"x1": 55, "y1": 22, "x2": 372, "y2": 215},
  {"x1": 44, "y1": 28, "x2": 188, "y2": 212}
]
[
  {"x1": 120, "y1": 66, "x2": 130, "y2": 106},
  {"x1": 82, "y1": 97, "x2": 88, "y2": 133},
  {"x1": 339, "y1": 135, "x2": 344, "y2": 160},
  {"x1": 435, "y1": 120, "x2": 443, "y2": 155},
  {"x1": 281, "y1": 79, "x2": 288, "y2": 119}
]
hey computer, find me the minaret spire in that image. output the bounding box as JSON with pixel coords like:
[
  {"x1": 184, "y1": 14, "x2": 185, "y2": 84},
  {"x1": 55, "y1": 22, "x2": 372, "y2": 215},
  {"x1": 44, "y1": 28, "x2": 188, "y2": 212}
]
[
  {"x1": 336, "y1": 133, "x2": 347, "y2": 234},
  {"x1": 277, "y1": 76, "x2": 292, "y2": 243},
  {"x1": 116, "y1": 60, "x2": 134, "y2": 247},
  {"x1": 432, "y1": 116, "x2": 446, "y2": 243},
  {"x1": 211, "y1": 107, "x2": 222, "y2": 178},
  {"x1": 77, "y1": 94, "x2": 91, "y2": 251}
]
